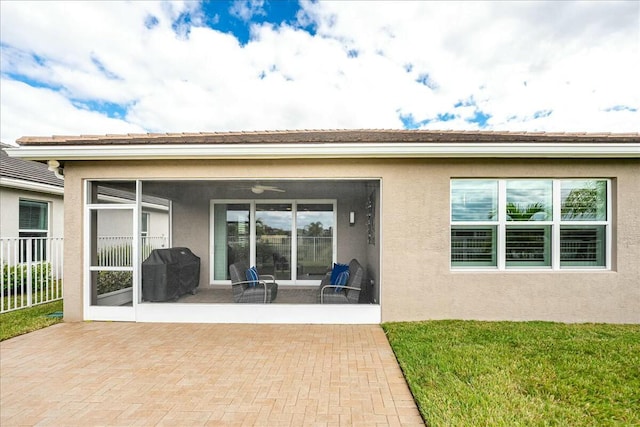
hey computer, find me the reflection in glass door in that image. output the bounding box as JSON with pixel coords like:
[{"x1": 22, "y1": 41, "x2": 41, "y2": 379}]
[
  {"x1": 256, "y1": 204, "x2": 292, "y2": 280},
  {"x1": 297, "y1": 204, "x2": 334, "y2": 280}
]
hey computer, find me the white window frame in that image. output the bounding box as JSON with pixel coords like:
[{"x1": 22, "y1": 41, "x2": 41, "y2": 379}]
[
  {"x1": 451, "y1": 179, "x2": 611, "y2": 271},
  {"x1": 18, "y1": 198, "x2": 50, "y2": 237}
]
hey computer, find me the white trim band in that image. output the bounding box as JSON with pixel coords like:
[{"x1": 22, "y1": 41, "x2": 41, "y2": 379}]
[
  {"x1": 6, "y1": 142, "x2": 640, "y2": 160},
  {"x1": 0, "y1": 177, "x2": 64, "y2": 195}
]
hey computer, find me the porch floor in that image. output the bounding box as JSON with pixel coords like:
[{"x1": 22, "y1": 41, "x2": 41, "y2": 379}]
[
  {"x1": 0, "y1": 322, "x2": 424, "y2": 426},
  {"x1": 176, "y1": 286, "x2": 318, "y2": 304}
]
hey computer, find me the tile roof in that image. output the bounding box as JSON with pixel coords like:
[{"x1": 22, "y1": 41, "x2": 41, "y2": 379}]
[
  {"x1": 15, "y1": 129, "x2": 640, "y2": 145},
  {"x1": 1, "y1": 143, "x2": 64, "y2": 188}
]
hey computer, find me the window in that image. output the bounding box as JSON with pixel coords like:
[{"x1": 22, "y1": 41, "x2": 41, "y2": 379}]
[
  {"x1": 451, "y1": 179, "x2": 610, "y2": 270},
  {"x1": 19, "y1": 199, "x2": 49, "y2": 261},
  {"x1": 141, "y1": 212, "x2": 150, "y2": 237},
  {"x1": 19, "y1": 199, "x2": 49, "y2": 235}
]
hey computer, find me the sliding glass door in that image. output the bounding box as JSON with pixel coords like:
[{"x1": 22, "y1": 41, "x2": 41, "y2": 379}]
[
  {"x1": 256, "y1": 204, "x2": 292, "y2": 280},
  {"x1": 211, "y1": 200, "x2": 335, "y2": 284}
]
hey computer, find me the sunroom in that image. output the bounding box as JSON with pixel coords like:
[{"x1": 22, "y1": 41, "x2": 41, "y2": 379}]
[{"x1": 86, "y1": 178, "x2": 381, "y2": 324}]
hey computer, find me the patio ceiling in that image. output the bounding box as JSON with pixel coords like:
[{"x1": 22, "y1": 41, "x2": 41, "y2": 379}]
[{"x1": 141, "y1": 179, "x2": 377, "y2": 201}]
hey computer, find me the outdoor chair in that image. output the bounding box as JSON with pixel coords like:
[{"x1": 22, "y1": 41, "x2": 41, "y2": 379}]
[
  {"x1": 229, "y1": 261, "x2": 278, "y2": 303},
  {"x1": 318, "y1": 258, "x2": 364, "y2": 304}
]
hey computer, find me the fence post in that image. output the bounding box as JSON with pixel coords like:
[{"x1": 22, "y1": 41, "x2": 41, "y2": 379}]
[{"x1": 26, "y1": 238, "x2": 33, "y2": 307}]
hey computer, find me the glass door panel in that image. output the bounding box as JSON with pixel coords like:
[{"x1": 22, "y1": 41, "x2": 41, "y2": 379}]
[
  {"x1": 297, "y1": 204, "x2": 334, "y2": 279},
  {"x1": 256, "y1": 204, "x2": 292, "y2": 280},
  {"x1": 89, "y1": 208, "x2": 135, "y2": 307},
  {"x1": 213, "y1": 203, "x2": 250, "y2": 280}
]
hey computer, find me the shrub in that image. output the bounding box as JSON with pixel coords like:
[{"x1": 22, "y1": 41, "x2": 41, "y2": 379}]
[
  {"x1": 96, "y1": 270, "x2": 132, "y2": 294},
  {"x1": 2, "y1": 262, "x2": 53, "y2": 294}
]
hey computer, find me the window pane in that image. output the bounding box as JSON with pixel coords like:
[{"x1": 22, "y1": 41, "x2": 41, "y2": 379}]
[
  {"x1": 91, "y1": 210, "x2": 134, "y2": 268},
  {"x1": 451, "y1": 226, "x2": 497, "y2": 266},
  {"x1": 451, "y1": 180, "x2": 498, "y2": 221},
  {"x1": 506, "y1": 180, "x2": 552, "y2": 221},
  {"x1": 213, "y1": 204, "x2": 250, "y2": 280},
  {"x1": 561, "y1": 226, "x2": 606, "y2": 267},
  {"x1": 141, "y1": 213, "x2": 150, "y2": 235},
  {"x1": 506, "y1": 226, "x2": 551, "y2": 267},
  {"x1": 19, "y1": 200, "x2": 48, "y2": 230},
  {"x1": 561, "y1": 180, "x2": 607, "y2": 221},
  {"x1": 91, "y1": 270, "x2": 133, "y2": 306},
  {"x1": 87, "y1": 181, "x2": 137, "y2": 204},
  {"x1": 297, "y1": 204, "x2": 334, "y2": 280}
]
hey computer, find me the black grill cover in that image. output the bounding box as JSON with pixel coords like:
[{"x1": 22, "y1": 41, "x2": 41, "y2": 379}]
[{"x1": 142, "y1": 247, "x2": 200, "y2": 302}]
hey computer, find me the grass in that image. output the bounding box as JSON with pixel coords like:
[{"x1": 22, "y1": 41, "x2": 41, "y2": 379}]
[
  {"x1": 2, "y1": 288, "x2": 63, "y2": 312},
  {"x1": 383, "y1": 320, "x2": 640, "y2": 427},
  {"x1": 0, "y1": 300, "x2": 63, "y2": 341}
]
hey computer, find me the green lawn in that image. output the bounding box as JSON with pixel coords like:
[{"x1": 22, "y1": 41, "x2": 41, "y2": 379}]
[
  {"x1": 383, "y1": 320, "x2": 640, "y2": 427},
  {"x1": 0, "y1": 300, "x2": 63, "y2": 341}
]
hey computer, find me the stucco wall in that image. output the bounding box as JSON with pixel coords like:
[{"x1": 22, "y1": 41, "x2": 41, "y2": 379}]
[
  {"x1": 62, "y1": 158, "x2": 639, "y2": 323},
  {"x1": 380, "y1": 158, "x2": 639, "y2": 324}
]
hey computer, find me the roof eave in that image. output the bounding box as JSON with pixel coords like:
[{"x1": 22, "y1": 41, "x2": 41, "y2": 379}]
[
  {"x1": 0, "y1": 177, "x2": 64, "y2": 195},
  {"x1": 5, "y1": 142, "x2": 640, "y2": 160}
]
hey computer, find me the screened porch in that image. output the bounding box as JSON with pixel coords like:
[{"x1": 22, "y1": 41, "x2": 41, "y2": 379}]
[{"x1": 85, "y1": 179, "x2": 380, "y2": 321}]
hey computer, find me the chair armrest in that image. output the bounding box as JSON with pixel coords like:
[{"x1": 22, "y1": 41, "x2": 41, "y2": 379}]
[
  {"x1": 320, "y1": 285, "x2": 360, "y2": 303},
  {"x1": 259, "y1": 274, "x2": 276, "y2": 283},
  {"x1": 232, "y1": 280, "x2": 269, "y2": 303},
  {"x1": 232, "y1": 279, "x2": 264, "y2": 286}
]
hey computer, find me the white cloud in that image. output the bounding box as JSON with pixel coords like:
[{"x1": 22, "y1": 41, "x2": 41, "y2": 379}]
[
  {"x1": 0, "y1": 79, "x2": 145, "y2": 144},
  {"x1": 0, "y1": 0, "x2": 638, "y2": 144},
  {"x1": 230, "y1": 0, "x2": 267, "y2": 22}
]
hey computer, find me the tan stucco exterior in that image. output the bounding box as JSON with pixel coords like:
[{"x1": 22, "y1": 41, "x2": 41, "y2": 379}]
[{"x1": 60, "y1": 157, "x2": 639, "y2": 324}]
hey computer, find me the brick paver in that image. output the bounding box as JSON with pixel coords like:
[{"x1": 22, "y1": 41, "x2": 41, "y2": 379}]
[{"x1": 1, "y1": 323, "x2": 424, "y2": 426}]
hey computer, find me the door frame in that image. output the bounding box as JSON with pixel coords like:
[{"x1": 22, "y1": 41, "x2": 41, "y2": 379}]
[
  {"x1": 209, "y1": 199, "x2": 337, "y2": 286},
  {"x1": 83, "y1": 180, "x2": 140, "y2": 321}
]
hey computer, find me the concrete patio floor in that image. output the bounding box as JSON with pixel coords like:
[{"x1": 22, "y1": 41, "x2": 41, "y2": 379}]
[{"x1": 0, "y1": 322, "x2": 424, "y2": 426}]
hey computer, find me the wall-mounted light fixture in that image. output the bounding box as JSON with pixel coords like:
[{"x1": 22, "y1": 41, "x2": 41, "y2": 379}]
[{"x1": 349, "y1": 211, "x2": 356, "y2": 225}]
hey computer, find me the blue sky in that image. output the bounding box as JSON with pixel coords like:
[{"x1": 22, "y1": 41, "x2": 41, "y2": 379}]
[{"x1": 0, "y1": 0, "x2": 638, "y2": 144}]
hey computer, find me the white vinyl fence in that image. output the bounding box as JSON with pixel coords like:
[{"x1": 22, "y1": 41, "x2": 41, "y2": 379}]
[
  {"x1": 1, "y1": 237, "x2": 64, "y2": 313},
  {"x1": 96, "y1": 236, "x2": 167, "y2": 266},
  {"x1": 1, "y1": 236, "x2": 167, "y2": 313}
]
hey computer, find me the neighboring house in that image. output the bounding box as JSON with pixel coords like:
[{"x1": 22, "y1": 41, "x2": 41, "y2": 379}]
[
  {"x1": 6, "y1": 130, "x2": 640, "y2": 324},
  {"x1": 1, "y1": 143, "x2": 169, "y2": 263},
  {"x1": 0, "y1": 143, "x2": 64, "y2": 245}
]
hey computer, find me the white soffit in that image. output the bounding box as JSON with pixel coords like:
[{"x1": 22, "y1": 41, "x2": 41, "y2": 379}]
[{"x1": 6, "y1": 142, "x2": 640, "y2": 160}]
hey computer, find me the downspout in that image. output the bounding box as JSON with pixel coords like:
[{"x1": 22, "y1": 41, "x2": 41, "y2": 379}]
[{"x1": 47, "y1": 160, "x2": 64, "y2": 180}]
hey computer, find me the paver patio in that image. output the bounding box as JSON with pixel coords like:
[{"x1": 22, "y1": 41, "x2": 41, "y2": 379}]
[{"x1": 0, "y1": 322, "x2": 424, "y2": 426}]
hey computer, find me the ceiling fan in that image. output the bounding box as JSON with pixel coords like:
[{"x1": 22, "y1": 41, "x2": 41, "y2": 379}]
[{"x1": 249, "y1": 184, "x2": 285, "y2": 194}]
